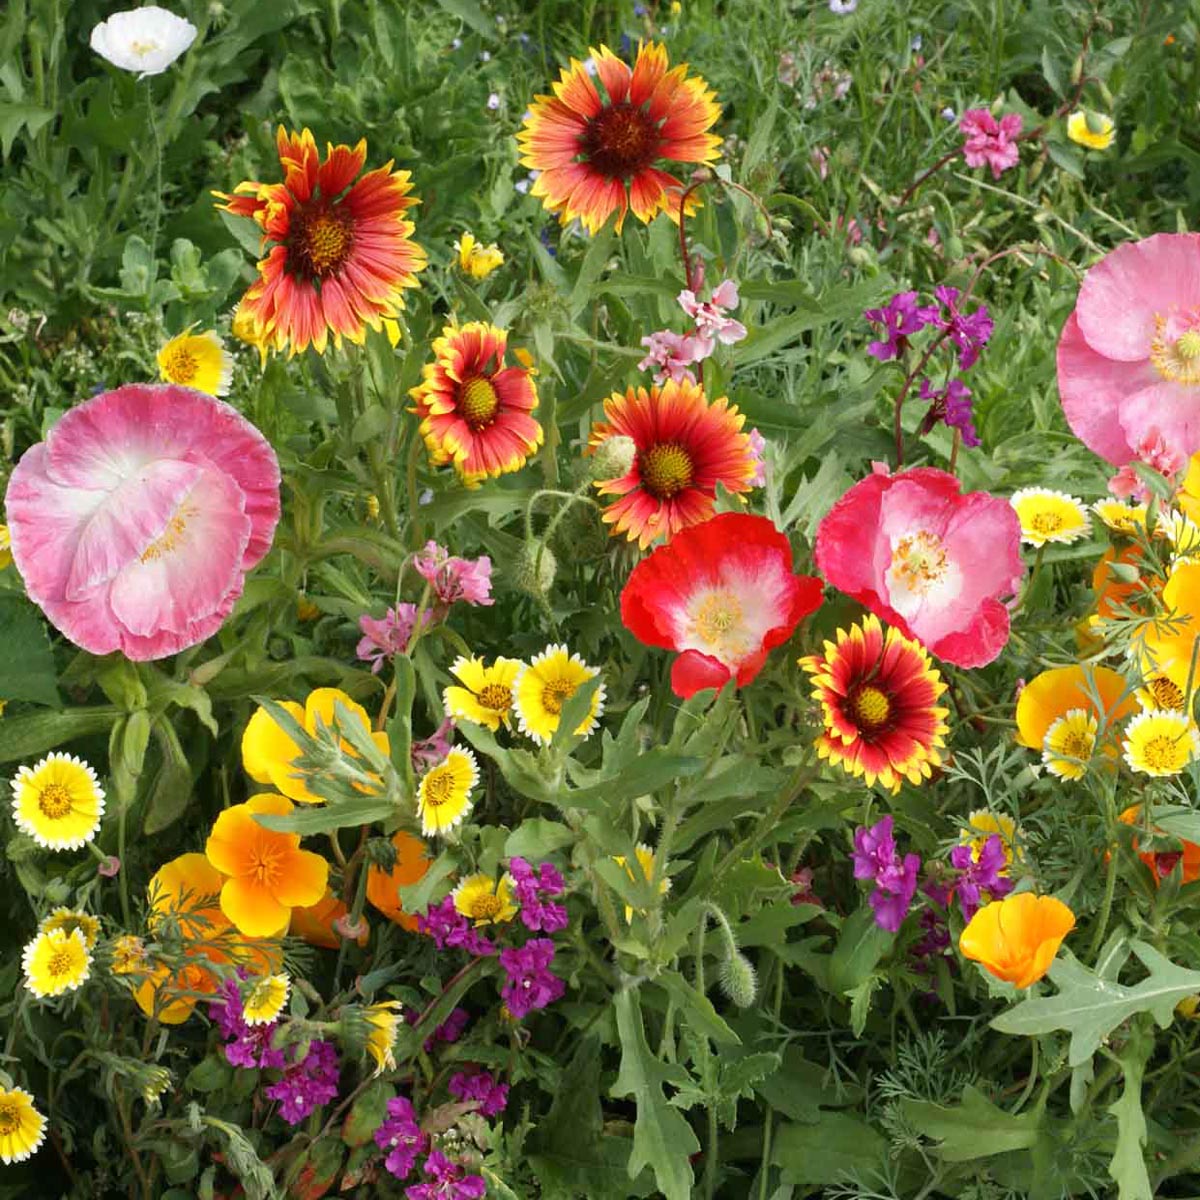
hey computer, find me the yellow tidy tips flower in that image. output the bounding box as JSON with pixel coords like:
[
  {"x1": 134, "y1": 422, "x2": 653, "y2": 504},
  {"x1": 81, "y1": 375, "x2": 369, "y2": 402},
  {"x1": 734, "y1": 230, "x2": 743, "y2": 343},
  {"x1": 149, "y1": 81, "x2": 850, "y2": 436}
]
[
  {"x1": 513, "y1": 644, "x2": 605, "y2": 746},
  {"x1": 417, "y1": 747, "x2": 479, "y2": 836},
  {"x1": 11, "y1": 753, "x2": 105, "y2": 850},
  {"x1": 1092, "y1": 499, "x2": 1147, "y2": 535},
  {"x1": 0, "y1": 524, "x2": 11, "y2": 570},
  {"x1": 109, "y1": 934, "x2": 149, "y2": 975},
  {"x1": 613, "y1": 843, "x2": 671, "y2": 922},
  {"x1": 243, "y1": 973, "x2": 290, "y2": 1025},
  {"x1": 443, "y1": 656, "x2": 523, "y2": 731},
  {"x1": 364, "y1": 1000, "x2": 405, "y2": 1074},
  {"x1": 962, "y1": 810, "x2": 1018, "y2": 871},
  {"x1": 1009, "y1": 488, "x2": 1091, "y2": 548},
  {"x1": 157, "y1": 328, "x2": 234, "y2": 397},
  {"x1": 22, "y1": 927, "x2": 91, "y2": 998},
  {"x1": 1041, "y1": 708, "x2": 1098, "y2": 780},
  {"x1": 0, "y1": 1085, "x2": 47, "y2": 1165},
  {"x1": 38, "y1": 908, "x2": 101, "y2": 950},
  {"x1": 1067, "y1": 110, "x2": 1115, "y2": 151},
  {"x1": 1123, "y1": 709, "x2": 1200, "y2": 777},
  {"x1": 452, "y1": 873, "x2": 519, "y2": 926},
  {"x1": 454, "y1": 231, "x2": 505, "y2": 279}
]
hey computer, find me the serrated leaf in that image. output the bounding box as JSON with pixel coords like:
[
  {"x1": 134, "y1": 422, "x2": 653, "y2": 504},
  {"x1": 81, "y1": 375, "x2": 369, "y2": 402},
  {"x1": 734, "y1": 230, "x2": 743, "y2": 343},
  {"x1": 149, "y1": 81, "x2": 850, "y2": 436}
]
[
  {"x1": 656, "y1": 970, "x2": 741, "y2": 1046},
  {"x1": 253, "y1": 795, "x2": 397, "y2": 835},
  {"x1": 901, "y1": 1086, "x2": 1041, "y2": 1162},
  {"x1": 1107, "y1": 1023, "x2": 1153, "y2": 1200}
]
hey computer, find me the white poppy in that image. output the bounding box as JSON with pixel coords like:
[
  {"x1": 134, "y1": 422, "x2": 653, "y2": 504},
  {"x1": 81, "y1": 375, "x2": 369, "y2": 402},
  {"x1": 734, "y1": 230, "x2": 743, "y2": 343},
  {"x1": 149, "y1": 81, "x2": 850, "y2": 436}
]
[{"x1": 89, "y1": 6, "x2": 197, "y2": 77}]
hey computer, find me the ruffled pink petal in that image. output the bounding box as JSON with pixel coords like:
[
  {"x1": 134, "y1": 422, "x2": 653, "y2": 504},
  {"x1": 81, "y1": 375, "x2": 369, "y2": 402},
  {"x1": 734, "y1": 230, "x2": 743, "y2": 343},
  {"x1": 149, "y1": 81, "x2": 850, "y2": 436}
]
[
  {"x1": 1076, "y1": 233, "x2": 1200, "y2": 362},
  {"x1": 930, "y1": 598, "x2": 1011, "y2": 669},
  {"x1": 1117, "y1": 380, "x2": 1200, "y2": 465}
]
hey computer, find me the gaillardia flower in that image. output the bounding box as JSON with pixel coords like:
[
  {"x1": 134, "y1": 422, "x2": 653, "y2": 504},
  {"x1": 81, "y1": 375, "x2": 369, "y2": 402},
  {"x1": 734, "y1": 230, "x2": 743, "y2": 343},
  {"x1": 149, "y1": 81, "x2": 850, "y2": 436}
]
[
  {"x1": 0, "y1": 1086, "x2": 46, "y2": 1165},
  {"x1": 814, "y1": 466, "x2": 1023, "y2": 668},
  {"x1": 959, "y1": 893, "x2": 1075, "y2": 989},
  {"x1": 22, "y1": 928, "x2": 91, "y2": 998},
  {"x1": 518, "y1": 41, "x2": 721, "y2": 234},
  {"x1": 216, "y1": 127, "x2": 426, "y2": 356},
  {"x1": 416, "y1": 748, "x2": 479, "y2": 836},
  {"x1": 157, "y1": 329, "x2": 234, "y2": 396},
  {"x1": 1009, "y1": 488, "x2": 1091, "y2": 547},
  {"x1": 4, "y1": 384, "x2": 280, "y2": 660},
  {"x1": 11, "y1": 753, "x2": 105, "y2": 850},
  {"x1": 589, "y1": 377, "x2": 756, "y2": 548},
  {"x1": 410, "y1": 323, "x2": 543, "y2": 486},
  {"x1": 800, "y1": 615, "x2": 949, "y2": 793},
  {"x1": 443, "y1": 655, "x2": 523, "y2": 731},
  {"x1": 621, "y1": 512, "x2": 824, "y2": 698},
  {"x1": 514, "y1": 645, "x2": 606, "y2": 745}
]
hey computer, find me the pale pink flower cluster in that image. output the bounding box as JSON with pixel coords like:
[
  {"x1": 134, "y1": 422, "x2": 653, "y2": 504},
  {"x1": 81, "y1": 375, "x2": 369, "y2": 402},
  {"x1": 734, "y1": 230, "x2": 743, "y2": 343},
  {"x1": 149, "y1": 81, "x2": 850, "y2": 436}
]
[
  {"x1": 413, "y1": 541, "x2": 493, "y2": 608},
  {"x1": 638, "y1": 280, "x2": 748, "y2": 385},
  {"x1": 1108, "y1": 430, "x2": 1185, "y2": 503},
  {"x1": 959, "y1": 108, "x2": 1022, "y2": 179}
]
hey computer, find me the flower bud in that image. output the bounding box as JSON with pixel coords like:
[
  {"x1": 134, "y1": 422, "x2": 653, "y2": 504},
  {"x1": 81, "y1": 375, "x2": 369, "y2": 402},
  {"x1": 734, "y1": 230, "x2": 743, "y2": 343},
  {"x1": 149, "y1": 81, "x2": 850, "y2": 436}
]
[
  {"x1": 511, "y1": 540, "x2": 557, "y2": 599},
  {"x1": 719, "y1": 949, "x2": 758, "y2": 1008},
  {"x1": 590, "y1": 434, "x2": 637, "y2": 481}
]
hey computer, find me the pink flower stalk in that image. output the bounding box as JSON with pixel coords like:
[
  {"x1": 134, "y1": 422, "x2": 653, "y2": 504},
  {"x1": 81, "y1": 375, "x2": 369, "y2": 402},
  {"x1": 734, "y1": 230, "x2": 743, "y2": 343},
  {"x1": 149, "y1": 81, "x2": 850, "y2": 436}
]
[
  {"x1": 413, "y1": 541, "x2": 493, "y2": 608},
  {"x1": 357, "y1": 604, "x2": 421, "y2": 672},
  {"x1": 959, "y1": 108, "x2": 1022, "y2": 178},
  {"x1": 1057, "y1": 234, "x2": 1200, "y2": 467},
  {"x1": 1107, "y1": 430, "x2": 1185, "y2": 502},
  {"x1": 678, "y1": 280, "x2": 748, "y2": 353},
  {"x1": 637, "y1": 330, "x2": 701, "y2": 385},
  {"x1": 814, "y1": 466, "x2": 1024, "y2": 668},
  {"x1": 5, "y1": 384, "x2": 280, "y2": 659},
  {"x1": 747, "y1": 428, "x2": 767, "y2": 487}
]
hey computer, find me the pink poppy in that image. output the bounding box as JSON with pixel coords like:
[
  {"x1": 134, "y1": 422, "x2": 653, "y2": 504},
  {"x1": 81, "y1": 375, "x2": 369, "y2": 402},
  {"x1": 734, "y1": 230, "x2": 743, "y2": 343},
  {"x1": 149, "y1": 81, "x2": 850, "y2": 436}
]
[
  {"x1": 620, "y1": 512, "x2": 824, "y2": 698},
  {"x1": 814, "y1": 466, "x2": 1023, "y2": 669},
  {"x1": 959, "y1": 109, "x2": 1022, "y2": 179},
  {"x1": 6, "y1": 384, "x2": 280, "y2": 660},
  {"x1": 1057, "y1": 233, "x2": 1200, "y2": 465}
]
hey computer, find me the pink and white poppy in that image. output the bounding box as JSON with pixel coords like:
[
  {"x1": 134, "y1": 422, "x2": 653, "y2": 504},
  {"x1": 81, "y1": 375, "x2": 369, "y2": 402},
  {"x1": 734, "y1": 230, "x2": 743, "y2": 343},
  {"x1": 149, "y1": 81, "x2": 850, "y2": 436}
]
[
  {"x1": 814, "y1": 466, "x2": 1023, "y2": 669},
  {"x1": 678, "y1": 280, "x2": 748, "y2": 354},
  {"x1": 1057, "y1": 233, "x2": 1200, "y2": 466},
  {"x1": 6, "y1": 384, "x2": 280, "y2": 660},
  {"x1": 620, "y1": 512, "x2": 824, "y2": 698}
]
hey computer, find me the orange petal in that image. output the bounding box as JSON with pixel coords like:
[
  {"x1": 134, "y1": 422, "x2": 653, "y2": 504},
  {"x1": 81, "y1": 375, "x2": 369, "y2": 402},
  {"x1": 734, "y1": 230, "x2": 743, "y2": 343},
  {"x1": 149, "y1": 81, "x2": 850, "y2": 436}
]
[
  {"x1": 1014, "y1": 665, "x2": 1133, "y2": 748},
  {"x1": 241, "y1": 701, "x2": 304, "y2": 783},
  {"x1": 274, "y1": 848, "x2": 330, "y2": 908},
  {"x1": 220, "y1": 876, "x2": 291, "y2": 939}
]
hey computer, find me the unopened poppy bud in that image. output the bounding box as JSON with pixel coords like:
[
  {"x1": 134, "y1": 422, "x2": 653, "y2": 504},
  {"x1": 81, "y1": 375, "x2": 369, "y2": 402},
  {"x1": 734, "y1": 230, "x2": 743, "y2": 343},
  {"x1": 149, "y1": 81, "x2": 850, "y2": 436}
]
[
  {"x1": 590, "y1": 434, "x2": 637, "y2": 481},
  {"x1": 719, "y1": 949, "x2": 758, "y2": 1008},
  {"x1": 1107, "y1": 561, "x2": 1141, "y2": 584},
  {"x1": 512, "y1": 541, "x2": 557, "y2": 599}
]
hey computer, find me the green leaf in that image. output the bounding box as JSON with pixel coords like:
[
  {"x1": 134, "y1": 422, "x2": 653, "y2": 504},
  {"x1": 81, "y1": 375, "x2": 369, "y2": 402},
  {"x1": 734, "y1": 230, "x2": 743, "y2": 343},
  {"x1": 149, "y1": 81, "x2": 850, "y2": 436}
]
[
  {"x1": 568, "y1": 224, "x2": 615, "y2": 317},
  {"x1": 253, "y1": 795, "x2": 397, "y2": 835},
  {"x1": 1041, "y1": 47, "x2": 1064, "y2": 96},
  {"x1": 612, "y1": 988, "x2": 700, "y2": 1200},
  {"x1": 0, "y1": 101, "x2": 54, "y2": 158},
  {"x1": 991, "y1": 941, "x2": 1200, "y2": 1066},
  {"x1": 505, "y1": 818, "x2": 575, "y2": 858},
  {"x1": 342, "y1": 1080, "x2": 394, "y2": 1147},
  {"x1": 826, "y1": 906, "x2": 894, "y2": 995},
  {"x1": 396, "y1": 849, "x2": 458, "y2": 914},
  {"x1": 0, "y1": 597, "x2": 60, "y2": 707},
  {"x1": 1106, "y1": 1023, "x2": 1153, "y2": 1200},
  {"x1": 567, "y1": 750, "x2": 705, "y2": 811},
  {"x1": 902, "y1": 1086, "x2": 1041, "y2": 1162},
  {"x1": 0, "y1": 707, "x2": 121, "y2": 763},
  {"x1": 772, "y1": 1112, "x2": 887, "y2": 1185},
  {"x1": 656, "y1": 970, "x2": 741, "y2": 1046},
  {"x1": 143, "y1": 719, "x2": 195, "y2": 835},
  {"x1": 434, "y1": 0, "x2": 494, "y2": 38},
  {"x1": 551, "y1": 675, "x2": 603, "y2": 755}
]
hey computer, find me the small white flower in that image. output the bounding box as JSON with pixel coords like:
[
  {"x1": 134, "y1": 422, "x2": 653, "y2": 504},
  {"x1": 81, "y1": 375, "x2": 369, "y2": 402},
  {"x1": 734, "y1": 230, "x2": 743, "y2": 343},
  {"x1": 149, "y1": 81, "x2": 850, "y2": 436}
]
[
  {"x1": 90, "y1": 5, "x2": 197, "y2": 77},
  {"x1": 583, "y1": 56, "x2": 598, "y2": 76},
  {"x1": 486, "y1": 92, "x2": 501, "y2": 111},
  {"x1": 479, "y1": 49, "x2": 491, "y2": 62},
  {"x1": 452, "y1": 37, "x2": 463, "y2": 49},
  {"x1": 940, "y1": 106, "x2": 957, "y2": 121},
  {"x1": 515, "y1": 178, "x2": 531, "y2": 194}
]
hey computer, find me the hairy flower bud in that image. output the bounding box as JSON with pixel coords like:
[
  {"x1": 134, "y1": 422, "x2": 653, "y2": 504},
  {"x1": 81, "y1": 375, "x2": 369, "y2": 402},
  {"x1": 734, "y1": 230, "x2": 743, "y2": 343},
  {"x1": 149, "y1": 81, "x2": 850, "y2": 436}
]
[
  {"x1": 590, "y1": 434, "x2": 637, "y2": 481},
  {"x1": 511, "y1": 541, "x2": 557, "y2": 599},
  {"x1": 719, "y1": 949, "x2": 758, "y2": 1008}
]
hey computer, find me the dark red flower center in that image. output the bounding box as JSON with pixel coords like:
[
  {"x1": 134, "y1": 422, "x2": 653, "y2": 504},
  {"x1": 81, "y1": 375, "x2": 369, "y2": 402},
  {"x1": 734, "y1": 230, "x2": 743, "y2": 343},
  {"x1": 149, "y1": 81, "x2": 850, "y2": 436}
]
[
  {"x1": 290, "y1": 202, "x2": 355, "y2": 280},
  {"x1": 581, "y1": 103, "x2": 660, "y2": 178},
  {"x1": 459, "y1": 377, "x2": 501, "y2": 430},
  {"x1": 639, "y1": 442, "x2": 694, "y2": 499}
]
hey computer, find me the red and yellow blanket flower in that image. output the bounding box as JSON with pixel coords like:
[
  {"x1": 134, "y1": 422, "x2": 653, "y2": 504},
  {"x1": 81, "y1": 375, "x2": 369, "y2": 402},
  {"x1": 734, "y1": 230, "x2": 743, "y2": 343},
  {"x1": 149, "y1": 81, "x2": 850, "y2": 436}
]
[
  {"x1": 410, "y1": 322, "x2": 543, "y2": 486},
  {"x1": 518, "y1": 41, "x2": 722, "y2": 234},
  {"x1": 589, "y1": 377, "x2": 756, "y2": 548},
  {"x1": 800, "y1": 615, "x2": 949, "y2": 793},
  {"x1": 621, "y1": 512, "x2": 824, "y2": 697},
  {"x1": 215, "y1": 126, "x2": 426, "y2": 356}
]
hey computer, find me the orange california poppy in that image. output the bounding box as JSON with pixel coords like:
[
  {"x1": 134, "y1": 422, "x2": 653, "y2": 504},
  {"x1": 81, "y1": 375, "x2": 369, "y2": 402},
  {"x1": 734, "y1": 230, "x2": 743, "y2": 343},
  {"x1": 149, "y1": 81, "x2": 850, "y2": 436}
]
[
  {"x1": 241, "y1": 687, "x2": 390, "y2": 805},
  {"x1": 366, "y1": 831, "x2": 433, "y2": 932},
  {"x1": 1014, "y1": 664, "x2": 1135, "y2": 749},
  {"x1": 409, "y1": 323, "x2": 543, "y2": 486},
  {"x1": 290, "y1": 889, "x2": 367, "y2": 949},
  {"x1": 1118, "y1": 805, "x2": 1200, "y2": 885},
  {"x1": 959, "y1": 892, "x2": 1076, "y2": 989},
  {"x1": 205, "y1": 794, "x2": 329, "y2": 938},
  {"x1": 1140, "y1": 560, "x2": 1200, "y2": 684},
  {"x1": 1092, "y1": 545, "x2": 1150, "y2": 619},
  {"x1": 588, "y1": 377, "x2": 756, "y2": 548},
  {"x1": 517, "y1": 41, "x2": 722, "y2": 234},
  {"x1": 215, "y1": 127, "x2": 426, "y2": 356}
]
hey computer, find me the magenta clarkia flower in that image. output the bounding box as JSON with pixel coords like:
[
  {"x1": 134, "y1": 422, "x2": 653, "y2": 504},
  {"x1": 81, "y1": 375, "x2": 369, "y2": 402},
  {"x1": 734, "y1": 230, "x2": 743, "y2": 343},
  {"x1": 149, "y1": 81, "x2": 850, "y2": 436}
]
[
  {"x1": 4, "y1": 383, "x2": 280, "y2": 660},
  {"x1": 264, "y1": 1039, "x2": 339, "y2": 1125},
  {"x1": 413, "y1": 541, "x2": 493, "y2": 608},
  {"x1": 406, "y1": 1150, "x2": 487, "y2": 1200},
  {"x1": 209, "y1": 977, "x2": 286, "y2": 1070},
  {"x1": 449, "y1": 1069, "x2": 509, "y2": 1117},
  {"x1": 949, "y1": 835, "x2": 1013, "y2": 920},
  {"x1": 509, "y1": 857, "x2": 569, "y2": 933},
  {"x1": 499, "y1": 938, "x2": 565, "y2": 1018},
  {"x1": 959, "y1": 108, "x2": 1022, "y2": 179},
  {"x1": 412, "y1": 718, "x2": 455, "y2": 775},
  {"x1": 852, "y1": 816, "x2": 920, "y2": 933},
  {"x1": 678, "y1": 279, "x2": 748, "y2": 353},
  {"x1": 864, "y1": 291, "x2": 925, "y2": 361},
  {"x1": 357, "y1": 604, "x2": 421, "y2": 671},
  {"x1": 418, "y1": 896, "x2": 495, "y2": 957},
  {"x1": 375, "y1": 1095, "x2": 427, "y2": 1181}
]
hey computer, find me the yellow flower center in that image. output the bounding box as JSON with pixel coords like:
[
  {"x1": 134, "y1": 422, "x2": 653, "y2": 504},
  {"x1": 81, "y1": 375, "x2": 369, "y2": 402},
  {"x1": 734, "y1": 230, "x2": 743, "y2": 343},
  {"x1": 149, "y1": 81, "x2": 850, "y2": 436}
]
[
  {"x1": 1030, "y1": 510, "x2": 1065, "y2": 535},
  {"x1": 692, "y1": 590, "x2": 743, "y2": 648},
  {"x1": 1149, "y1": 678, "x2": 1186, "y2": 710},
  {"x1": 0, "y1": 1099, "x2": 19, "y2": 1135},
  {"x1": 37, "y1": 783, "x2": 73, "y2": 820},
  {"x1": 129, "y1": 38, "x2": 161, "y2": 57},
  {"x1": 541, "y1": 677, "x2": 576, "y2": 716},
  {"x1": 293, "y1": 206, "x2": 354, "y2": 279},
  {"x1": 460, "y1": 377, "x2": 501, "y2": 429},
  {"x1": 1179, "y1": 330, "x2": 1200, "y2": 360},
  {"x1": 582, "y1": 102, "x2": 661, "y2": 178},
  {"x1": 1057, "y1": 730, "x2": 1093, "y2": 759},
  {"x1": 639, "y1": 442, "x2": 694, "y2": 499},
  {"x1": 250, "y1": 845, "x2": 284, "y2": 887},
  {"x1": 422, "y1": 768, "x2": 455, "y2": 807},
  {"x1": 851, "y1": 685, "x2": 891, "y2": 730},
  {"x1": 890, "y1": 530, "x2": 948, "y2": 595},
  {"x1": 47, "y1": 948, "x2": 75, "y2": 977},
  {"x1": 478, "y1": 683, "x2": 512, "y2": 712},
  {"x1": 1151, "y1": 315, "x2": 1200, "y2": 384},
  {"x1": 140, "y1": 503, "x2": 194, "y2": 563},
  {"x1": 1142, "y1": 735, "x2": 1187, "y2": 772},
  {"x1": 161, "y1": 345, "x2": 199, "y2": 384},
  {"x1": 469, "y1": 894, "x2": 502, "y2": 920}
]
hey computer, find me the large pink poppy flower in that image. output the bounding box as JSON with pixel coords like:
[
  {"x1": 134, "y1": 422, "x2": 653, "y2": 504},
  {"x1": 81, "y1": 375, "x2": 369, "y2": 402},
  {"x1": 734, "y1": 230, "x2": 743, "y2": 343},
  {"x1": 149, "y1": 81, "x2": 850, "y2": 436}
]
[
  {"x1": 6, "y1": 384, "x2": 280, "y2": 660},
  {"x1": 814, "y1": 466, "x2": 1023, "y2": 669},
  {"x1": 1057, "y1": 233, "x2": 1200, "y2": 465}
]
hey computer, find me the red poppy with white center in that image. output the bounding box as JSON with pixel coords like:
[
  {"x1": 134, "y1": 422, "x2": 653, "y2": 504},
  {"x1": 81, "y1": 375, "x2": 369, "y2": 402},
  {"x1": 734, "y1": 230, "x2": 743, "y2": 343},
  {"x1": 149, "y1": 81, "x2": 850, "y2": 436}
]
[{"x1": 621, "y1": 513, "x2": 825, "y2": 698}]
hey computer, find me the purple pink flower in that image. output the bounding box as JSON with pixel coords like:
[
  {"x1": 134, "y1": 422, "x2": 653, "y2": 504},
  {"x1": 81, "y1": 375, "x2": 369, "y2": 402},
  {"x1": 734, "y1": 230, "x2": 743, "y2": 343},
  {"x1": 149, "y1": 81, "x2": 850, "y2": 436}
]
[
  {"x1": 358, "y1": 604, "x2": 421, "y2": 671},
  {"x1": 209, "y1": 977, "x2": 286, "y2": 1070},
  {"x1": 959, "y1": 108, "x2": 1022, "y2": 178},
  {"x1": 418, "y1": 896, "x2": 495, "y2": 957},
  {"x1": 509, "y1": 857, "x2": 569, "y2": 933},
  {"x1": 852, "y1": 816, "x2": 920, "y2": 932},
  {"x1": 864, "y1": 291, "x2": 924, "y2": 361},
  {"x1": 406, "y1": 1150, "x2": 487, "y2": 1200},
  {"x1": 499, "y1": 938, "x2": 565, "y2": 1018},
  {"x1": 638, "y1": 330, "x2": 703, "y2": 385},
  {"x1": 678, "y1": 280, "x2": 748, "y2": 353},
  {"x1": 264, "y1": 1039, "x2": 340, "y2": 1125},
  {"x1": 949, "y1": 834, "x2": 1014, "y2": 920},
  {"x1": 449, "y1": 1069, "x2": 509, "y2": 1117},
  {"x1": 413, "y1": 541, "x2": 494, "y2": 608},
  {"x1": 919, "y1": 378, "x2": 980, "y2": 447},
  {"x1": 375, "y1": 1095, "x2": 427, "y2": 1181}
]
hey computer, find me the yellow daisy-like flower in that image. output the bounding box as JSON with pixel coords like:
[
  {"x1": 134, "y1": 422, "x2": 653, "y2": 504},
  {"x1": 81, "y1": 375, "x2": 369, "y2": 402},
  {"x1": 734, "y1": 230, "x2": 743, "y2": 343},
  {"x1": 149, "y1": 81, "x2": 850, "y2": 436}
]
[
  {"x1": 416, "y1": 747, "x2": 479, "y2": 836},
  {"x1": 38, "y1": 908, "x2": 101, "y2": 950},
  {"x1": 1159, "y1": 509, "x2": 1200, "y2": 562},
  {"x1": 613, "y1": 843, "x2": 671, "y2": 922},
  {"x1": 1041, "y1": 708, "x2": 1098, "y2": 780},
  {"x1": 1092, "y1": 499, "x2": 1148, "y2": 535},
  {"x1": 231, "y1": 299, "x2": 270, "y2": 368},
  {"x1": 0, "y1": 524, "x2": 11, "y2": 570},
  {"x1": 1067, "y1": 110, "x2": 1115, "y2": 151},
  {"x1": 962, "y1": 810, "x2": 1018, "y2": 871},
  {"x1": 443, "y1": 656, "x2": 523, "y2": 731},
  {"x1": 454, "y1": 232, "x2": 505, "y2": 279},
  {"x1": 363, "y1": 1000, "x2": 405, "y2": 1074},
  {"x1": 22, "y1": 928, "x2": 91, "y2": 998},
  {"x1": 11, "y1": 753, "x2": 105, "y2": 850},
  {"x1": 157, "y1": 329, "x2": 234, "y2": 397},
  {"x1": 1010, "y1": 488, "x2": 1091, "y2": 548},
  {"x1": 1123, "y1": 708, "x2": 1200, "y2": 777},
  {"x1": 0, "y1": 1086, "x2": 46, "y2": 1165},
  {"x1": 452, "y1": 873, "x2": 519, "y2": 927},
  {"x1": 513, "y1": 644, "x2": 605, "y2": 745},
  {"x1": 109, "y1": 934, "x2": 149, "y2": 976},
  {"x1": 243, "y1": 973, "x2": 290, "y2": 1025}
]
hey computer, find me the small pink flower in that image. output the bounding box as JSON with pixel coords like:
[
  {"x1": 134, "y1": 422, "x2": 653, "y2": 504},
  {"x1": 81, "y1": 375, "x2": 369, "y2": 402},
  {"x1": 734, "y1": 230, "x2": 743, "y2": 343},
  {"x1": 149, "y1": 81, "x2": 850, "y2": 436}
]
[
  {"x1": 811, "y1": 146, "x2": 830, "y2": 180},
  {"x1": 815, "y1": 467, "x2": 1024, "y2": 668},
  {"x1": 98, "y1": 855, "x2": 121, "y2": 878},
  {"x1": 412, "y1": 718, "x2": 454, "y2": 775},
  {"x1": 413, "y1": 541, "x2": 493, "y2": 608},
  {"x1": 638, "y1": 330, "x2": 702, "y2": 385},
  {"x1": 678, "y1": 280, "x2": 748, "y2": 352},
  {"x1": 747, "y1": 428, "x2": 767, "y2": 487},
  {"x1": 959, "y1": 108, "x2": 1022, "y2": 179},
  {"x1": 5, "y1": 384, "x2": 280, "y2": 660},
  {"x1": 357, "y1": 604, "x2": 420, "y2": 671},
  {"x1": 1107, "y1": 429, "x2": 1185, "y2": 503}
]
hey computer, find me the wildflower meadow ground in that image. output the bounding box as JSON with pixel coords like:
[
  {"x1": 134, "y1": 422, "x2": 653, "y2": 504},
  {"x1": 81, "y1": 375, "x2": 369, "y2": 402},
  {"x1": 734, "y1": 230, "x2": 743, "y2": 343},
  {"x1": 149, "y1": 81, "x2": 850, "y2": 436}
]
[{"x1": 1, "y1": 1, "x2": 1200, "y2": 1198}]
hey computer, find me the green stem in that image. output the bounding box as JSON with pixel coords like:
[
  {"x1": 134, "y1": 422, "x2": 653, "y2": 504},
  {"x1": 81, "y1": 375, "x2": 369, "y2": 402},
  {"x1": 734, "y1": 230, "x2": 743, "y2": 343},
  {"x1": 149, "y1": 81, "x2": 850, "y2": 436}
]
[{"x1": 145, "y1": 80, "x2": 164, "y2": 267}]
